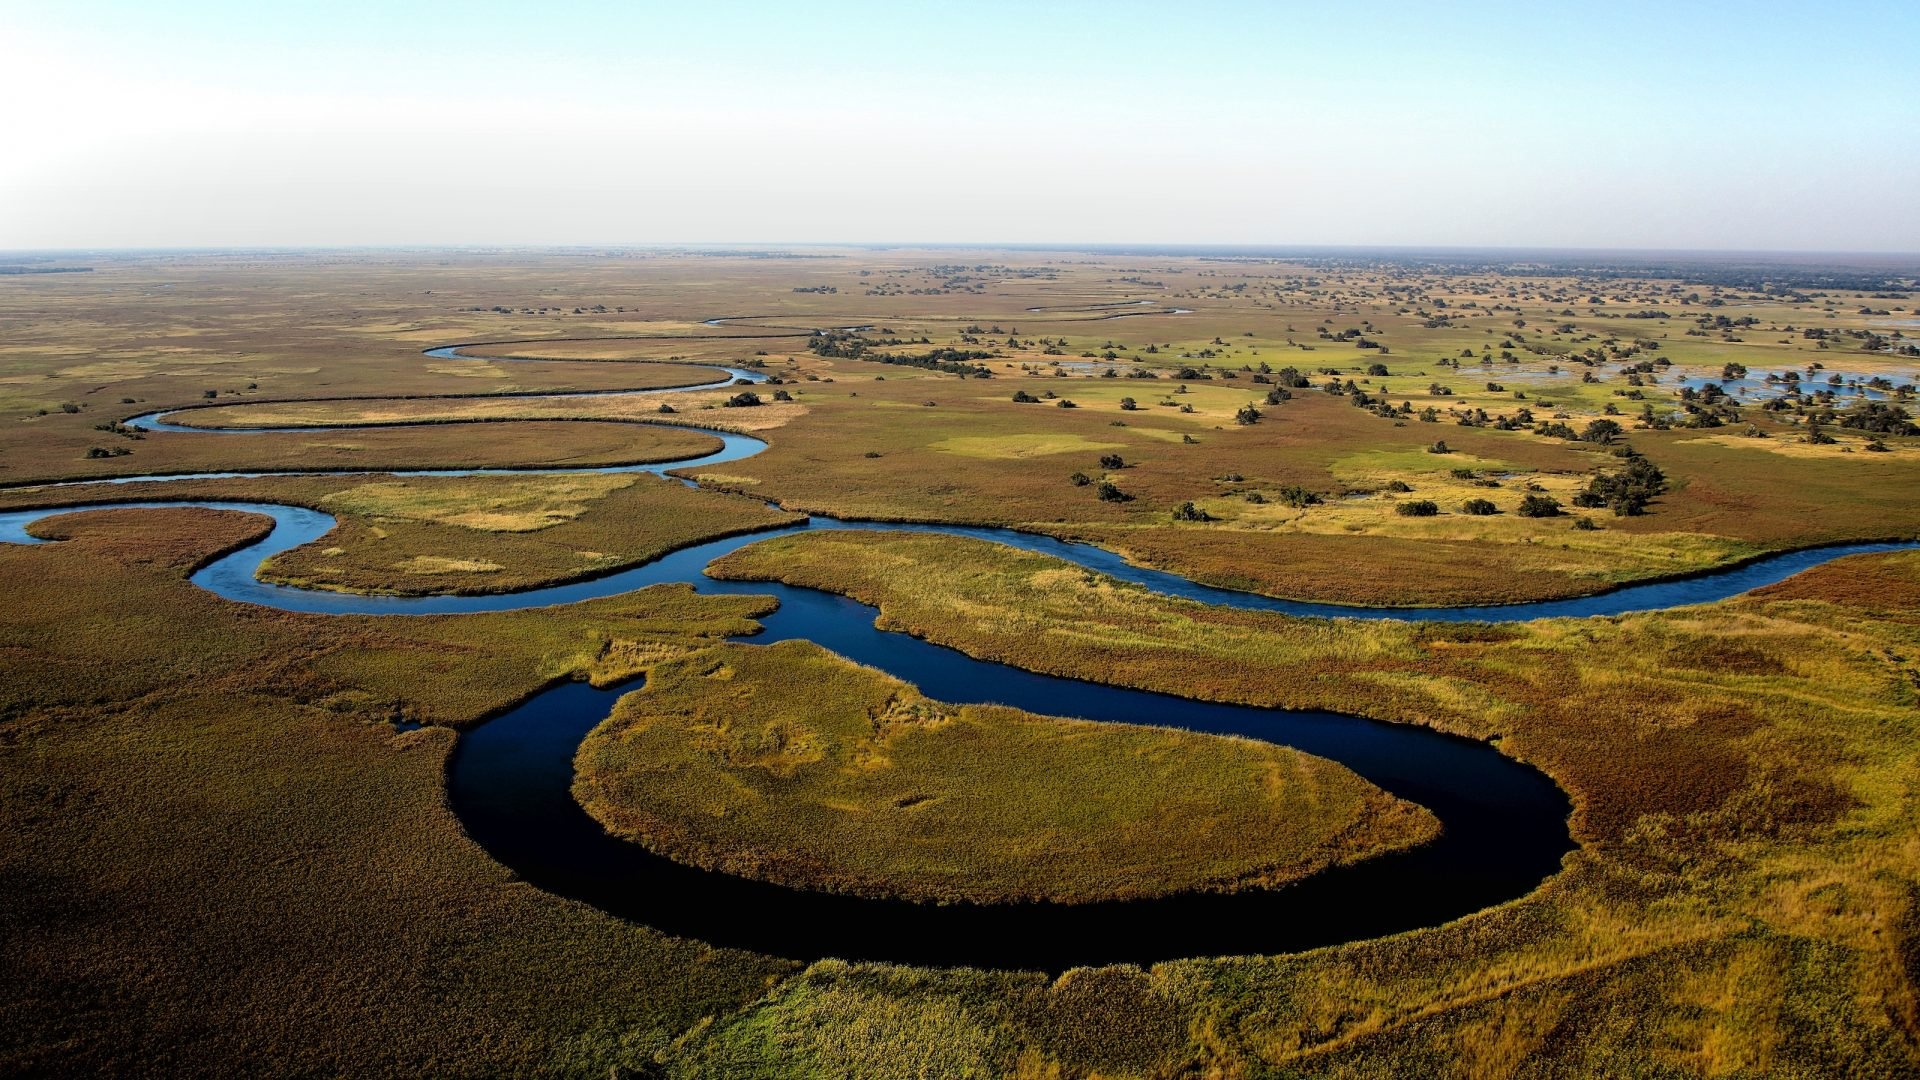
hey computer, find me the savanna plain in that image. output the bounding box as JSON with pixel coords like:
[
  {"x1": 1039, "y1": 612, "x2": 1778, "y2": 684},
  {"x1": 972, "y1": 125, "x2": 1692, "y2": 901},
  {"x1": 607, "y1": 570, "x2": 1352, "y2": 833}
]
[{"x1": 2, "y1": 247, "x2": 1919, "y2": 1077}]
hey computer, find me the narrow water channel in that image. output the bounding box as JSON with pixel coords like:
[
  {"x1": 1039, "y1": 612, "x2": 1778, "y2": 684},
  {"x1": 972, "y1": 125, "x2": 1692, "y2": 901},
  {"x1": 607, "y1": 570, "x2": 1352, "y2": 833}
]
[{"x1": 2, "y1": 343, "x2": 1906, "y2": 970}]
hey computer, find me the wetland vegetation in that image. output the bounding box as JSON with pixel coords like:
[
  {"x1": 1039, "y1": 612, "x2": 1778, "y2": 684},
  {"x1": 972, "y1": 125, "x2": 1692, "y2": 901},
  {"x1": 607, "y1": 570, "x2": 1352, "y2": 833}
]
[
  {"x1": 572, "y1": 640, "x2": 1438, "y2": 905},
  {"x1": 3, "y1": 246, "x2": 1919, "y2": 1076}
]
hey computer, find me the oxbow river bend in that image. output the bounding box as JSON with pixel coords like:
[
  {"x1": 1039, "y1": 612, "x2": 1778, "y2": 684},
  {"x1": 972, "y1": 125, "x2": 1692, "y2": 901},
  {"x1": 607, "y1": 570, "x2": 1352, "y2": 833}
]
[{"x1": 2, "y1": 339, "x2": 1911, "y2": 970}]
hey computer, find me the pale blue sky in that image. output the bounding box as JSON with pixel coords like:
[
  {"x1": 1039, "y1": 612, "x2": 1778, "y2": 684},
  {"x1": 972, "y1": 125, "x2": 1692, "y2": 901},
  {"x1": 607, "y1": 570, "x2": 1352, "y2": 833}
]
[{"x1": 3, "y1": 0, "x2": 1915, "y2": 251}]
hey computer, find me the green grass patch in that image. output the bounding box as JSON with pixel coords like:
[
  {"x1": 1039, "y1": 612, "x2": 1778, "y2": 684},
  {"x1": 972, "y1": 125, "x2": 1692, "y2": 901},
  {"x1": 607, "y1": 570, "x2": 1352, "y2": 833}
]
[
  {"x1": 928, "y1": 432, "x2": 1125, "y2": 459},
  {"x1": 260, "y1": 472, "x2": 801, "y2": 596},
  {"x1": 574, "y1": 640, "x2": 1436, "y2": 905},
  {"x1": 1329, "y1": 447, "x2": 1526, "y2": 479},
  {"x1": 698, "y1": 527, "x2": 1920, "y2": 1076}
]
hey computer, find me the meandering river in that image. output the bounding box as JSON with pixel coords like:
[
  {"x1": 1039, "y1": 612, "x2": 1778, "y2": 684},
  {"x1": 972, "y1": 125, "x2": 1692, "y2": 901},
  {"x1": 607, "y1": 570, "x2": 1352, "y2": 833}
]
[{"x1": 1, "y1": 338, "x2": 1908, "y2": 969}]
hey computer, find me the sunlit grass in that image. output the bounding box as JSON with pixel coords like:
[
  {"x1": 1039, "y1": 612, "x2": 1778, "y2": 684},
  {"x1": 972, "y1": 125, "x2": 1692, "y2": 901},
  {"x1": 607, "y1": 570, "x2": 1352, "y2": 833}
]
[
  {"x1": 574, "y1": 640, "x2": 1436, "y2": 905},
  {"x1": 320, "y1": 472, "x2": 639, "y2": 531},
  {"x1": 699, "y1": 529, "x2": 1920, "y2": 1076}
]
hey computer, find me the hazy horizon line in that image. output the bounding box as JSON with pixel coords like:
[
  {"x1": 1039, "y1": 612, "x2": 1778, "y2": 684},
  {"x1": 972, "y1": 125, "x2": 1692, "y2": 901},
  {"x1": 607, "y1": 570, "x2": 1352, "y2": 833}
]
[{"x1": 6, "y1": 242, "x2": 1920, "y2": 264}]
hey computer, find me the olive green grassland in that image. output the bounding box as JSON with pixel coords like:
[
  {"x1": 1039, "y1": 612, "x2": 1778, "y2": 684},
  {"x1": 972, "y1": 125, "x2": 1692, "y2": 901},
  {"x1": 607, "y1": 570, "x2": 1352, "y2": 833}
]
[
  {"x1": 705, "y1": 528, "x2": 1920, "y2": 1075},
  {"x1": 4, "y1": 248, "x2": 1919, "y2": 1076},
  {"x1": 573, "y1": 639, "x2": 1438, "y2": 906}
]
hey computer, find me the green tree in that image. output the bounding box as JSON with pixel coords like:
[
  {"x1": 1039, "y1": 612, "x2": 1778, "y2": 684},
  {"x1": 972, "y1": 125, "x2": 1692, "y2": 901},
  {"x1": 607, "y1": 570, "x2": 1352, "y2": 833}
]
[
  {"x1": 1517, "y1": 494, "x2": 1562, "y2": 518},
  {"x1": 1580, "y1": 418, "x2": 1623, "y2": 444}
]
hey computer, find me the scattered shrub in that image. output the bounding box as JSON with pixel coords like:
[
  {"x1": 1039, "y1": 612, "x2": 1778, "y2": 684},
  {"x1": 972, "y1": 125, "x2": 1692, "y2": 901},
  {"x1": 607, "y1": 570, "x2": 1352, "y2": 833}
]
[
  {"x1": 1838, "y1": 401, "x2": 1918, "y2": 436},
  {"x1": 1517, "y1": 494, "x2": 1563, "y2": 518},
  {"x1": 1575, "y1": 452, "x2": 1667, "y2": 515},
  {"x1": 1171, "y1": 501, "x2": 1212, "y2": 522},
  {"x1": 1581, "y1": 418, "x2": 1624, "y2": 443}
]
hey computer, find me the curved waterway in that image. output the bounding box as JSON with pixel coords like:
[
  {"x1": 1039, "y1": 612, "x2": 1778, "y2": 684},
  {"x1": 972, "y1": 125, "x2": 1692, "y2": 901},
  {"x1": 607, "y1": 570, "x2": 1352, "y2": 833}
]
[{"x1": 2, "y1": 346, "x2": 1911, "y2": 970}]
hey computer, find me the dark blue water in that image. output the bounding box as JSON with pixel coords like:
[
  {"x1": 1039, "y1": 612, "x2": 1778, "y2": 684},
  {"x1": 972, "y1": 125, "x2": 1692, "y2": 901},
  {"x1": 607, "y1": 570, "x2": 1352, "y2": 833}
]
[
  {"x1": 6, "y1": 500, "x2": 1906, "y2": 621},
  {"x1": 448, "y1": 639, "x2": 1568, "y2": 970},
  {"x1": 10, "y1": 499, "x2": 1912, "y2": 969},
  {"x1": 4, "y1": 343, "x2": 1910, "y2": 970}
]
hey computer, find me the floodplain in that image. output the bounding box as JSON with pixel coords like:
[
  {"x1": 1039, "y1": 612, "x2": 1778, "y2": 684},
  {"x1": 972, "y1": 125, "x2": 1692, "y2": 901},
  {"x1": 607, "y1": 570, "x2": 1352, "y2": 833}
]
[{"x1": 2, "y1": 247, "x2": 1919, "y2": 1076}]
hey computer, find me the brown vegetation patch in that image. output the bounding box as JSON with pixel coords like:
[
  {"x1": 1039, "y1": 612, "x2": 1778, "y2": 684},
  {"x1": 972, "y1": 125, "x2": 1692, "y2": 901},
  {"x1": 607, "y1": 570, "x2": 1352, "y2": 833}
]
[
  {"x1": 1750, "y1": 549, "x2": 1920, "y2": 614},
  {"x1": 0, "y1": 506, "x2": 789, "y2": 1074}
]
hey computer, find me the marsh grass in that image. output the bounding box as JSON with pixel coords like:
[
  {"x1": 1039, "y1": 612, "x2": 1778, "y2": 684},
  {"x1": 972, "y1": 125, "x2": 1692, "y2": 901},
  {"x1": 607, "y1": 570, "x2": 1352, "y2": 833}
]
[
  {"x1": 263, "y1": 471, "x2": 802, "y2": 596},
  {"x1": 0, "y1": 418, "x2": 725, "y2": 488},
  {"x1": 170, "y1": 390, "x2": 808, "y2": 434},
  {"x1": 573, "y1": 640, "x2": 1437, "y2": 905},
  {"x1": 698, "y1": 528, "x2": 1920, "y2": 1075},
  {"x1": 688, "y1": 371, "x2": 1918, "y2": 606},
  {"x1": 0, "y1": 508, "x2": 791, "y2": 1075},
  {"x1": 0, "y1": 470, "x2": 803, "y2": 598},
  {"x1": 5, "y1": 251, "x2": 1920, "y2": 1074}
]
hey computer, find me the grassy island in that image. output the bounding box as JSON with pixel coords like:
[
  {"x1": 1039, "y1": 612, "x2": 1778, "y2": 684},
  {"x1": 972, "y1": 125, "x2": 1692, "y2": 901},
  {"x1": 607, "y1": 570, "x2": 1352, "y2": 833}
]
[{"x1": 573, "y1": 640, "x2": 1439, "y2": 905}]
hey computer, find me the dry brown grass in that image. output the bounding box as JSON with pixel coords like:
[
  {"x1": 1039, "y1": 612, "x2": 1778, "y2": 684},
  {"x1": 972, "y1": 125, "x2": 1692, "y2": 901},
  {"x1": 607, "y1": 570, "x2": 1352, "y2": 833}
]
[{"x1": 0, "y1": 508, "x2": 792, "y2": 1075}]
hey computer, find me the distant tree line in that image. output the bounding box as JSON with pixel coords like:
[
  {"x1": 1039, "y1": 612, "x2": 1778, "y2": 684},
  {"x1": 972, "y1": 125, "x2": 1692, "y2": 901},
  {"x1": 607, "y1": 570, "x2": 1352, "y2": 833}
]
[{"x1": 808, "y1": 331, "x2": 996, "y2": 377}]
